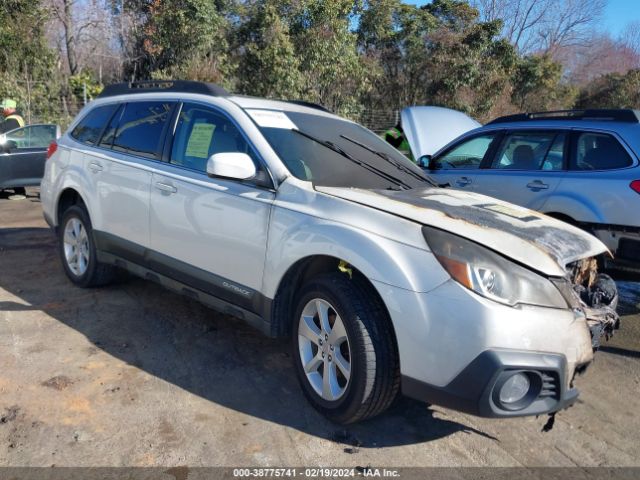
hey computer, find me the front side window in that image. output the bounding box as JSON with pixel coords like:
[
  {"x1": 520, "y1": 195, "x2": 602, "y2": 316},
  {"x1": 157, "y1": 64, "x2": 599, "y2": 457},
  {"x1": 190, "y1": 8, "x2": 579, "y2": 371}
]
[
  {"x1": 170, "y1": 103, "x2": 260, "y2": 173},
  {"x1": 24, "y1": 125, "x2": 58, "y2": 148},
  {"x1": 433, "y1": 134, "x2": 496, "y2": 170},
  {"x1": 491, "y1": 131, "x2": 565, "y2": 171},
  {"x1": 573, "y1": 132, "x2": 633, "y2": 170},
  {"x1": 71, "y1": 104, "x2": 118, "y2": 146},
  {"x1": 2, "y1": 126, "x2": 28, "y2": 149},
  {"x1": 111, "y1": 101, "x2": 174, "y2": 159}
]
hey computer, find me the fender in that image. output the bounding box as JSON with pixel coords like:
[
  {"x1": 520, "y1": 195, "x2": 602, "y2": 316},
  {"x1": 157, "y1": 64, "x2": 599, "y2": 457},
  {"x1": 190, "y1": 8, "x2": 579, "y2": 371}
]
[
  {"x1": 262, "y1": 204, "x2": 450, "y2": 299},
  {"x1": 52, "y1": 151, "x2": 99, "y2": 227}
]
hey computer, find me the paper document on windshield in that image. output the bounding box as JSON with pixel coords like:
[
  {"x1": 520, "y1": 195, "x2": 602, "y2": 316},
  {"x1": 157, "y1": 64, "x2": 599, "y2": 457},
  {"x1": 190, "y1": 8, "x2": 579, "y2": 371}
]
[{"x1": 246, "y1": 109, "x2": 297, "y2": 130}]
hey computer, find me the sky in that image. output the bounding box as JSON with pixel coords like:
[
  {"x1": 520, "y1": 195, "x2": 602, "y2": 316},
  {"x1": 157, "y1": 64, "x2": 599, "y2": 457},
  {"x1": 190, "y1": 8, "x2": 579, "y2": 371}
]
[{"x1": 404, "y1": 0, "x2": 640, "y2": 37}]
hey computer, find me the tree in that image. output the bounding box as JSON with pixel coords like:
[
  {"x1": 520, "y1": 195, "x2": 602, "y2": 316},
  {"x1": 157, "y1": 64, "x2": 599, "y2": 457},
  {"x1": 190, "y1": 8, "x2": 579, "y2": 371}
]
[
  {"x1": 576, "y1": 69, "x2": 640, "y2": 109},
  {"x1": 121, "y1": 0, "x2": 229, "y2": 81},
  {"x1": 358, "y1": 0, "x2": 436, "y2": 110},
  {"x1": 472, "y1": 0, "x2": 605, "y2": 56},
  {"x1": 511, "y1": 54, "x2": 576, "y2": 111},
  {"x1": 235, "y1": 0, "x2": 304, "y2": 99},
  {"x1": 0, "y1": 0, "x2": 58, "y2": 123},
  {"x1": 290, "y1": 0, "x2": 370, "y2": 116},
  {"x1": 424, "y1": 0, "x2": 517, "y2": 119}
]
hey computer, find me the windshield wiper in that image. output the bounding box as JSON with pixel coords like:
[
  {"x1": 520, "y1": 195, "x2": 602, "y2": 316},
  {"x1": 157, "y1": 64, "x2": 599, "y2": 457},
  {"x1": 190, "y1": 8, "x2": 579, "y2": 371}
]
[
  {"x1": 292, "y1": 129, "x2": 412, "y2": 190},
  {"x1": 339, "y1": 134, "x2": 442, "y2": 188}
]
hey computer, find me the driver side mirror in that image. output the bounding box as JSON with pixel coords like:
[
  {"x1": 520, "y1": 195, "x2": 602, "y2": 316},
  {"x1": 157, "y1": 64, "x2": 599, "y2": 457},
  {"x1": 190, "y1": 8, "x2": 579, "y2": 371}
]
[
  {"x1": 418, "y1": 155, "x2": 433, "y2": 169},
  {"x1": 206, "y1": 152, "x2": 256, "y2": 180}
]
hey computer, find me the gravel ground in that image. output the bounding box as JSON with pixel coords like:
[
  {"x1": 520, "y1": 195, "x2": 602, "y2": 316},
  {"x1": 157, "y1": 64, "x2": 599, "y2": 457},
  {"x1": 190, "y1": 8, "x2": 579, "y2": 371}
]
[{"x1": 0, "y1": 188, "x2": 638, "y2": 468}]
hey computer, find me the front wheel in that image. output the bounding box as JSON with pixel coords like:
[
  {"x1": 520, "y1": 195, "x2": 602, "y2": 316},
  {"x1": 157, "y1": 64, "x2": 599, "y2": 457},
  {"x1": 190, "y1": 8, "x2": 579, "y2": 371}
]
[{"x1": 292, "y1": 273, "x2": 399, "y2": 424}]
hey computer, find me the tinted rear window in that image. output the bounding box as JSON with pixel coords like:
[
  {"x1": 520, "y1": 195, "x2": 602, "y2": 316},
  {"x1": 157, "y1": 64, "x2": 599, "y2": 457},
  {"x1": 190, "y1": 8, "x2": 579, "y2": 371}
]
[
  {"x1": 573, "y1": 132, "x2": 633, "y2": 170},
  {"x1": 111, "y1": 102, "x2": 174, "y2": 159},
  {"x1": 71, "y1": 104, "x2": 118, "y2": 146}
]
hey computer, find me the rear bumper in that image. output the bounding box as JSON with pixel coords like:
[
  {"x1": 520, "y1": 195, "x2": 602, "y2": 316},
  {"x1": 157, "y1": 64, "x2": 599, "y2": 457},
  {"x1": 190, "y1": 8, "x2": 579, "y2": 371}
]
[{"x1": 402, "y1": 349, "x2": 581, "y2": 417}]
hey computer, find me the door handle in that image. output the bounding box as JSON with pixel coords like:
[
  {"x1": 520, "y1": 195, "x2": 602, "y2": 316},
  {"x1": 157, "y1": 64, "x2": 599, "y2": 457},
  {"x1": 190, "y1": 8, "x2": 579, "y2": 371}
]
[
  {"x1": 155, "y1": 182, "x2": 177, "y2": 194},
  {"x1": 527, "y1": 180, "x2": 549, "y2": 190},
  {"x1": 456, "y1": 176, "x2": 472, "y2": 187},
  {"x1": 88, "y1": 162, "x2": 103, "y2": 172}
]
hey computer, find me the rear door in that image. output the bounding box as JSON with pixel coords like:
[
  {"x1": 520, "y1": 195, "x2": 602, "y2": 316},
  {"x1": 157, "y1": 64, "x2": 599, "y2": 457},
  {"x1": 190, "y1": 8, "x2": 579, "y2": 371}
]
[
  {"x1": 550, "y1": 130, "x2": 638, "y2": 227},
  {"x1": 471, "y1": 130, "x2": 567, "y2": 210},
  {"x1": 0, "y1": 125, "x2": 57, "y2": 188},
  {"x1": 73, "y1": 101, "x2": 175, "y2": 254},
  {"x1": 428, "y1": 131, "x2": 502, "y2": 190}
]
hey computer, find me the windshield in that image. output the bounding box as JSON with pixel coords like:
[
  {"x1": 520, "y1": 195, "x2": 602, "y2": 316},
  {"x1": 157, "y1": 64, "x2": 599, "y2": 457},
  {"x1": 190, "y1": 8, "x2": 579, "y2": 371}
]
[{"x1": 247, "y1": 109, "x2": 433, "y2": 190}]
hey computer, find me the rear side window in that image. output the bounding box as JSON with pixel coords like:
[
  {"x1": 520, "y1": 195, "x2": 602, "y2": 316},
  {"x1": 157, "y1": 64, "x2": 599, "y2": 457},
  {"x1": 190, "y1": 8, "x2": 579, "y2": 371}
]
[
  {"x1": 111, "y1": 102, "x2": 174, "y2": 159},
  {"x1": 491, "y1": 131, "x2": 565, "y2": 171},
  {"x1": 70, "y1": 104, "x2": 118, "y2": 146},
  {"x1": 433, "y1": 134, "x2": 496, "y2": 169},
  {"x1": 573, "y1": 132, "x2": 633, "y2": 170}
]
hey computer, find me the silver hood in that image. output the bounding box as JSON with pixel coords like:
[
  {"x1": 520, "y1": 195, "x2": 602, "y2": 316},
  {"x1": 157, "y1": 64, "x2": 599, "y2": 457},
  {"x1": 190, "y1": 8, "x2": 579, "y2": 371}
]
[
  {"x1": 401, "y1": 106, "x2": 481, "y2": 160},
  {"x1": 316, "y1": 186, "x2": 609, "y2": 277}
]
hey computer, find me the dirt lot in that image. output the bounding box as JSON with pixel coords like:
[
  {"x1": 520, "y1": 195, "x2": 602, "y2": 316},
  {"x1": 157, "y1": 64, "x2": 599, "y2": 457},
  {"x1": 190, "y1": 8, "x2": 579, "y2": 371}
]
[{"x1": 0, "y1": 188, "x2": 639, "y2": 468}]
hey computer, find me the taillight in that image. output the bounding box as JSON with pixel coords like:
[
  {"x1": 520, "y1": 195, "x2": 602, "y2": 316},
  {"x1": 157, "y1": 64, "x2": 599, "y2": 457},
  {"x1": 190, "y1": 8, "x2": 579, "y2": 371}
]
[
  {"x1": 631, "y1": 180, "x2": 640, "y2": 194},
  {"x1": 46, "y1": 141, "x2": 57, "y2": 160}
]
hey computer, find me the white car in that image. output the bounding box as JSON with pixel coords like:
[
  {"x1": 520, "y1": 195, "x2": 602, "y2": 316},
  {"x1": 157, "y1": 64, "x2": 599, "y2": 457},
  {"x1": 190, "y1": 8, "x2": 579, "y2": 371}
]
[{"x1": 41, "y1": 81, "x2": 619, "y2": 424}]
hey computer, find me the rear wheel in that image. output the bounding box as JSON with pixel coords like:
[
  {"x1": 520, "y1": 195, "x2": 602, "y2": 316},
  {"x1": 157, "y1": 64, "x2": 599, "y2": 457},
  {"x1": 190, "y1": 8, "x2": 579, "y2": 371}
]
[
  {"x1": 58, "y1": 205, "x2": 116, "y2": 287},
  {"x1": 291, "y1": 273, "x2": 399, "y2": 424}
]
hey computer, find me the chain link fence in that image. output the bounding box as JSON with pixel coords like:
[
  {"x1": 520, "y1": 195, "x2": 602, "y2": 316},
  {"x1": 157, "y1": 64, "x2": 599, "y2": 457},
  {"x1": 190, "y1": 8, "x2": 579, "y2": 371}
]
[{"x1": 357, "y1": 109, "x2": 401, "y2": 135}]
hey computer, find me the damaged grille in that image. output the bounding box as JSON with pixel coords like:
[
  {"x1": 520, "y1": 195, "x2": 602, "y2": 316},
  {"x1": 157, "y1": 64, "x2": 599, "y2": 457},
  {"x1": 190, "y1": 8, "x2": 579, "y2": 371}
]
[{"x1": 564, "y1": 257, "x2": 621, "y2": 349}]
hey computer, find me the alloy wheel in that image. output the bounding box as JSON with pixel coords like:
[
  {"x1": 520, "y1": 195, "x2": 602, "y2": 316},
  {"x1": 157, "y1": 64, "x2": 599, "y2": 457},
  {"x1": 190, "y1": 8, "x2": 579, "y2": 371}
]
[
  {"x1": 63, "y1": 217, "x2": 90, "y2": 276},
  {"x1": 298, "y1": 298, "x2": 352, "y2": 401}
]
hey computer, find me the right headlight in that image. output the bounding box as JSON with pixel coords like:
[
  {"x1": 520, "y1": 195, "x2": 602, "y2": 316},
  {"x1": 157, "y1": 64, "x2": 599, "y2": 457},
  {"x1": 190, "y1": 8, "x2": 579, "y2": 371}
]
[{"x1": 422, "y1": 226, "x2": 568, "y2": 309}]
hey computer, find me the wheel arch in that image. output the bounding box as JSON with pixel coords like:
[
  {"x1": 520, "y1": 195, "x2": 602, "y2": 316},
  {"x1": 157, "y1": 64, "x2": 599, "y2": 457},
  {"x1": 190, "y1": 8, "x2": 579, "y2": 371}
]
[
  {"x1": 542, "y1": 193, "x2": 605, "y2": 224},
  {"x1": 56, "y1": 187, "x2": 87, "y2": 226},
  {"x1": 270, "y1": 255, "x2": 398, "y2": 346}
]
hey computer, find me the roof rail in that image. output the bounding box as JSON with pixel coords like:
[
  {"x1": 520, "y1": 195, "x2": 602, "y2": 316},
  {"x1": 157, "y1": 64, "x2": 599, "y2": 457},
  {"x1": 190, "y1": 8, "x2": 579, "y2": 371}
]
[
  {"x1": 487, "y1": 109, "x2": 640, "y2": 125},
  {"x1": 98, "y1": 80, "x2": 229, "y2": 99}
]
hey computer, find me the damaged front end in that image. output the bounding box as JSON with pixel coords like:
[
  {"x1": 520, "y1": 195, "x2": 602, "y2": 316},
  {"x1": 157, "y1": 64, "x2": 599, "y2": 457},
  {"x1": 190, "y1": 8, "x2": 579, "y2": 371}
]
[{"x1": 556, "y1": 257, "x2": 621, "y2": 350}]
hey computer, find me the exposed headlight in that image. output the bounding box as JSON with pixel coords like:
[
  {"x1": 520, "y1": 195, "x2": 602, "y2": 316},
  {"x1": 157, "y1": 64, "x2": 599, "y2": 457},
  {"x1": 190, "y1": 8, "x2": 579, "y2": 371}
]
[{"x1": 422, "y1": 226, "x2": 568, "y2": 309}]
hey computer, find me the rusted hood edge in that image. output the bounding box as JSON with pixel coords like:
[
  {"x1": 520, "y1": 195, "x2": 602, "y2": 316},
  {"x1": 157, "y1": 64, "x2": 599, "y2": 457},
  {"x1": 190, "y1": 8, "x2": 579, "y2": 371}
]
[{"x1": 317, "y1": 186, "x2": 609, "y2": 277}]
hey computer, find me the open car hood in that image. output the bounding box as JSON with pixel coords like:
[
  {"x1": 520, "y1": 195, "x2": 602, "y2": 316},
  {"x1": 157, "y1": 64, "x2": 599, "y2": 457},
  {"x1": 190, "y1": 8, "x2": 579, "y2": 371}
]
[
  {"x1": 401, "y1": 106, "x2": 481, "y2": 160},
  {"x1": 316, "y1": 186, "x2": 609, "y2": 277}
]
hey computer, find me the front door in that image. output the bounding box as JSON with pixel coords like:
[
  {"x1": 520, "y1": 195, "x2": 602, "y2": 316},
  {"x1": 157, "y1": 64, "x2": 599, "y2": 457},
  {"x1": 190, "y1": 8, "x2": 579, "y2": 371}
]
[
  {"x1": 472, "y1": 130, "x2": 567, "y2": 211},
  {"x1": 149, "y1": 102, "x2": 274, "y2": 313}
]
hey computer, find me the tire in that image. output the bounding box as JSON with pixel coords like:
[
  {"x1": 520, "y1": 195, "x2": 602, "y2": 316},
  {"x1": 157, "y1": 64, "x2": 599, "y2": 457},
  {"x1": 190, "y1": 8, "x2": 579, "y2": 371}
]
[
  {"x1": 58, "y1": 204, "x2": 116, "y2": 287},
  {"x1": 13, "y1": 187, "x2": 26, "y2": 195},
  {"x1": 291, "y1": 273, "x2": 399, "y2": 424}
]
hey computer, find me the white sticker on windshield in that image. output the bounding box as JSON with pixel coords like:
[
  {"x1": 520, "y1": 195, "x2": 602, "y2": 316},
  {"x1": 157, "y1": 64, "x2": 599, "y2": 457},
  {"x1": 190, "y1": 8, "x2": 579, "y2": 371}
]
[{"x1": 246, "y1": 109, "x2": 297, "y2": 130}]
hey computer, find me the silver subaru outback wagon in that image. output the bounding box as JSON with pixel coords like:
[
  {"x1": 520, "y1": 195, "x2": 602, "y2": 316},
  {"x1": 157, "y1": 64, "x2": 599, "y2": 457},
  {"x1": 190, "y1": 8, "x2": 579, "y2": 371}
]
[
  {"x1": 41, "y1": 81, "x2": 619, "y2": 424},
  {"x1": 416, "y1": 109, "x2": 640, "y2": 273}
]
